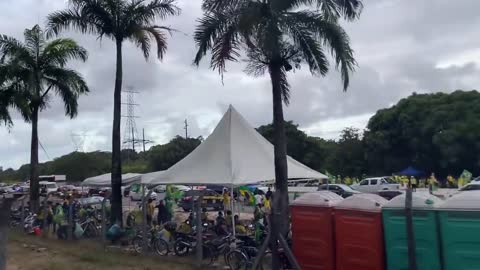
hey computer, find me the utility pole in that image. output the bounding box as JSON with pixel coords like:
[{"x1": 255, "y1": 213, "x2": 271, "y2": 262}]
[
  {"x1": 131, "y1": 127, "x2": 135, "y2": 152},
  {"x1": 142, "y1": 128, "x2": 153, "y2": 152},
  {"x1": 184, "y1": 119, "x2": 189, "y2": 139}
]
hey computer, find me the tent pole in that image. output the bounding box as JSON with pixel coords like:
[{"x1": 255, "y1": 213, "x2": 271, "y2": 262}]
[
  {"x1": 230, "y1": 185, "x2": 235, "y2": 237},
  {"x1": 141, "y1": 184, "x2": 148, "y2": 250},
  {"x1": 196, "y1": 190, "x2": 204, "y2": 268}
]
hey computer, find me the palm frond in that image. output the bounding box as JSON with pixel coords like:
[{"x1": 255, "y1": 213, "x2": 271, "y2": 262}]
[
  {"x1": 41, "y1": 38, "x2": 88, "y2": 67},
  {"x1": 46, "y1": 0, "x2": 114, "y2": 39},
  {"x1": 269, "y1": 65, "x2": 291, "y2": 105},
  {"x1": 279, "y1": 14, "x2": 329, "y2": 76},
  {"x1": 24, "y1": 25, "x2": 45, "y2": 58},
  {"x1": 129, "y1": 27, "x2": 151, "y2": 59},
  {"x1": 202, "y1": 0, "x2": 245, "y2": 12},
  {"x1": 244, "y1": 47, "x2": 268, "y2": 77},
  {"x1": 144, "y1": 26, "x2": 168, "y2": 59},
  {"x1": 193, "y1": 11, "x2": 232, "y2": 66},
  {"x1": 273, "y1": 0, "x2": 362, "y2": 20},
  {"x1": 210, "y1": 23, "x2": 240, "y2": 74},
  {"x1": 283, "y1": 11, "x2": 356, "y2": 90},
  {"x1": 271, "y1": 0, "x2": 361, "y2": 20},
  {"x1": 43, "y1": 67, "x2": 89, "y2": 118},
  {"x1": 0, "y1": 35, "x2": 32, "y2": 64}
]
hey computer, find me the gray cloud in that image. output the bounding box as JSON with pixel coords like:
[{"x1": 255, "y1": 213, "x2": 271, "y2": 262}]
[{"x1": 1, "y1": 0, "x2": 480, "y2": 170}]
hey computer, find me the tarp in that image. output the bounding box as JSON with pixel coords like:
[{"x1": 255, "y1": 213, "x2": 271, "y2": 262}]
[
  {"x1": 397, "y1": 166, "x2": 425, "y2": 177},
  {"x1": 142, "y1": 105, "x2": 327, "y2": 186},
  {"x1": 82, "y1": 173, "x2": 142, "y2": 187}
]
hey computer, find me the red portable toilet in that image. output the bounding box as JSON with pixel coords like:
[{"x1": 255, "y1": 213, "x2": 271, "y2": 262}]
[
  {"x1": 291, "y1": 191, "x2": 344, "y2": 270},
  {"x1": 334, "y1": 194, "x2": 387, "y2": 270}
]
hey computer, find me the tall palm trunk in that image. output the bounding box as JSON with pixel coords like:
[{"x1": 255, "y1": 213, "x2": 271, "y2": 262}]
[
  {"x1": 269, "y1": 63, "x2": 289, "y2": 234},
  {"x1": 29, "y1": 106, "x2": 39, "y2": 212},
  {"x1": 0, "y1": 198, "x2": 13, "y2": 270},
  {"x1": 269, "y1": 63, "x2": 289, "y2": 269},
  {"x1": 111, "y1": 39, "x2": 123, "y2": 225}
]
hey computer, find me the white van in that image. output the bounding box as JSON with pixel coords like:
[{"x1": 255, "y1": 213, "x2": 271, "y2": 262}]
[{"x1": 39, "y1": 181, "x2": 58, "y2": 195}]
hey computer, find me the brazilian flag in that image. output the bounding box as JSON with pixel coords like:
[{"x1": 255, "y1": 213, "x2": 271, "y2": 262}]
[{"x1": 239, "y1": 186, "x2": 256, "y2": 206}]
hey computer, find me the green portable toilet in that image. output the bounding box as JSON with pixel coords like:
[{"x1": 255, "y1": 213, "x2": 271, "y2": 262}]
[
  {"x1": 437, "y1": 190, "x2": 480, "y2": 270},
  {"x1": 382, "y1": 192, "x2": 443, "y2": 270}
]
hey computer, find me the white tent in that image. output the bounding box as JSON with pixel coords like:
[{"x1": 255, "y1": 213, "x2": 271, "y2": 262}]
[
  {"x1": 82, "y1": 173, "x2": 142, "y2": 187},
  {"x1": 142, "y1": 105, "x2": 326, "y2": 186}
]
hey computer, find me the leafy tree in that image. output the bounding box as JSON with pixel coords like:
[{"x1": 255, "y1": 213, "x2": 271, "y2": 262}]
[
  {"x1": 365, "y1": 90, "x2": 480, "y2": 178},
  {"x1": 148, "y1": 136, "x2": 202, "y2": 171},
  {"x1": 329, "y1": 127, "x2": 365, "y2": 177},
  {"x1": 194, "y1": 0, "x2": 362, "y2": 250},
  {"x1": 0, "y1": 25, "x2": 89, "y2": 210},
  {"x1": 47, "y1": 0, "x2": 180, "y2": 223}
]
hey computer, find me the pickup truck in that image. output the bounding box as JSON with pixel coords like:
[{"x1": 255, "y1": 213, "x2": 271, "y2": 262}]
[{"x1": 351, "y1": 177, "x2": 400, "y2": 193}]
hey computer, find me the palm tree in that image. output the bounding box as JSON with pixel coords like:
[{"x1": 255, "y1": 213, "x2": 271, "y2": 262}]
[
  {"x1": 0, "y1": 25, "x2": 89, "y2": 211},
  {"x1": 194, "y1": 0, "x2": 362, "y2": 263},
  {"x1": 46, "y1": 0, "x2": 180, "y2": 224}
]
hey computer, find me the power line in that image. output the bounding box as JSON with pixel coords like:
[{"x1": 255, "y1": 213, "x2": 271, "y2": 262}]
[{"x1": 38, "y1": 140, "x2": 51, "y2": 160}]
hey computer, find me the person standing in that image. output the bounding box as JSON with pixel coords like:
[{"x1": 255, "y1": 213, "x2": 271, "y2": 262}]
[
  {"x1": 410, "y1": 176, "x2": 417, "y2": 192},
  {"x1": 156, "y1": 200, "x2": 169, "y2": 225},
  {"x1": 223, "y1": 189, "x2": 231, "y2": 211},
  {"x1": 165, "y1": 198, "x2": 173, "y2": 222},
  {"x1": 146, "y1": 198, "x2": 155, "y2": 226},
  {"x1": 265, "y1": 187, "x2": 273, "y2": 201}
]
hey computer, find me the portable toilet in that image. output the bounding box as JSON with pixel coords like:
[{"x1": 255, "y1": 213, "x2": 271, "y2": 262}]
[
  {"x1": 291, "y1": 191, "x2": 344, "y2": 270},
  {"x1": 382, "y1": 192, "x2": 443, "y2": 270},
  {"x1": 437, "y1": 190, "x2": 480, "y2": 270},
  {"x1": 334, "y1": 194, "x2": 388, "y2": 270}
]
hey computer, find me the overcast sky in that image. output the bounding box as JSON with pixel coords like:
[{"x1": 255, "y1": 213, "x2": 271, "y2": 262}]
[{"x1": 1, "y1": 0, "x2": 479, "y2": 170}]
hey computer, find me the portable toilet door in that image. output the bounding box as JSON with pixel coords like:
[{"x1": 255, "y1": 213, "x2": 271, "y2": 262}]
[
  {"x1": 334, "y1": 194, "x2": 388, "y2": 270},
  {"x1": 382, "y1": 192, "x2": 443, "y2": 270},
  {"x1": 437, "y1": 190, "x2": 480, "y2": 270},
  {"x1": 291, "y1": 191, "x2": 344, "y2": 270}
]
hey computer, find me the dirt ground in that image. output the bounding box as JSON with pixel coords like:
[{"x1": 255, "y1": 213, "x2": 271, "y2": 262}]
[{"x1": 6, "y1": 232, "x2": 194, "y2": 270}]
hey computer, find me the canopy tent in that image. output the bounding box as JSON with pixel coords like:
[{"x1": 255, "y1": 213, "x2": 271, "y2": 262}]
[
  {"x1": 82, "y1": 173, "x2": 142, "y2": 187},
  {"x1": 397, "y1": 166, "x2": 425, "y2": 177},
  {"x1": 142, "y1": 105, "x2": 326, "y2": 186}
]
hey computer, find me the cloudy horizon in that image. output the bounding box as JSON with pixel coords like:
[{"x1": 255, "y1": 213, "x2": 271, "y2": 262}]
[{"x1": 1, "y1": 0, "x2": 479, "y2": 170}]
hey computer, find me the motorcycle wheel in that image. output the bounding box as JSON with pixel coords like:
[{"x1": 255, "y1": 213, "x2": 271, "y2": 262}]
[
  {"x1": 154, "y1": 238, "x2": 169, "y2": 256},
  {"x1": 132, "y1": 236, "x2": 144, "y2": 254},
  {"x1": 202, "y1": 244, "x2": 214, "y2": 266},
  {"x1": 227, "y1": 250, "x2": 249, "y2": 270},
  {"x1": 174, "y1": 241, "x2": 190, "y2": 256}
]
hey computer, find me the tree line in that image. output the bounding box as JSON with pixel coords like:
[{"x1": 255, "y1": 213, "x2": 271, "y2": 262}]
[{"x1": 3, "y1": 90, "x2": 479, "y2": 184}]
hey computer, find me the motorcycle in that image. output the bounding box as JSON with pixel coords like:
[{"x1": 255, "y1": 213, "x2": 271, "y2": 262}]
[{"x1": 24, "y1": 212, "x2": 40, "y2": 234}]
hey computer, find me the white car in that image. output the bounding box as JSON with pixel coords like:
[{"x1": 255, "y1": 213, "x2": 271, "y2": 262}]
[
  {"x1": 130, "y1": 189, "x2": 158, "y2": 201},
  {"x1": 351, "y1": 177, "x2": 400, "y2": 193},
  {"x1": 39, "y1": 181, "x2": 58, "y2": 195}
]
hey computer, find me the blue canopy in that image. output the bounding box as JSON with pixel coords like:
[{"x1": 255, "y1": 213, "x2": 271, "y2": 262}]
[{"x1": 397, "y1": 166, "x2": 424, "y2": 177}]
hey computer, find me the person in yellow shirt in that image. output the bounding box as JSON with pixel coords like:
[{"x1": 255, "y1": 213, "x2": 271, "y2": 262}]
[
  {"x1": 234, "y1": 215, "x2": 247, "y2": 235},
  {"x1": 410, "y1": 176, "x2": 417, "y2": 191},
  {"x1": 263, "y1": 198, "x2": 271, "y2": 214},
  {"x1": 428, "y1": 173, "x2": 437, "y2": 193},
  {"x1": 223, "y1": 189, "x2": 231, "y2": 211},
  {"x1": 147, "y1": 198, "x2": 155, "y2": 226}
]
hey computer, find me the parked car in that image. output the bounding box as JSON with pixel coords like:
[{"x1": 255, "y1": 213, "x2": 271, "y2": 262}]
[
  {"x1": 318, "y1": 184, "x2": 361, "y2": 198},
  {"x1": 179, "y1": 189, "x2": 224, "y2": 212},
  {"x1": 39, "y1": 181, "x2": 58, "y2": 195},
  {"x1": 351, "y1": 177, "x2": 400, "y2": 193},
  {"x1": 459, "y1": 182, "x2": 480, "y2": 191},
  {"x1": 130, "y1": 188, "x2": 157, "y2": 201},
  {"x1": 78, "y1": 196, "x2": 110, "y2": 207}
]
